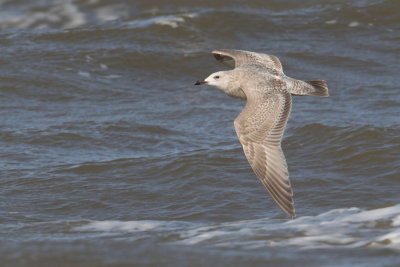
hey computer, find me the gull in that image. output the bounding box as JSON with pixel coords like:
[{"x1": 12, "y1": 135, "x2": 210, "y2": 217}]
[{"x1": 195, "y1": 49, "x2": 329, "y2": 218}]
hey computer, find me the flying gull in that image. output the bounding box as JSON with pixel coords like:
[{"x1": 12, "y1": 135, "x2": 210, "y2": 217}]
[{"x1": 195, "y1": 49, "x2": 329, "y2": 218}]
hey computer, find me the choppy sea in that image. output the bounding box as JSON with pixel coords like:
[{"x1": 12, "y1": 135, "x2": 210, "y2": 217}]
[{"x1": 0, "y1": 0, "x2": 399, "y2": 266}]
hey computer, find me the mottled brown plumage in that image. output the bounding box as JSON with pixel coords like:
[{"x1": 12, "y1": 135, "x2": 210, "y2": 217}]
[{"x1": 195, "y1": 49, "x2": 329, "y2": 218}]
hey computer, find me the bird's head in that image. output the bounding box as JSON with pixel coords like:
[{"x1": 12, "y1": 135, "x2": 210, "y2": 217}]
[{"x1": 195, "y1": 71, "x2": 231, "y2": 91}]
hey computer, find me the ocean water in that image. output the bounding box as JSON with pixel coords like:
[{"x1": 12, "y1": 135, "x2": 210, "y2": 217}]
[{"x1": 0, "y1": 0, "x2": 399, "y2": 266}]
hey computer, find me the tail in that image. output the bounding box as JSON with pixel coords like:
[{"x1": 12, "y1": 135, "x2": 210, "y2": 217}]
[
  {"x1": 304, "y1": 80, "x2": 329, "y2": 97},
  {"x1": 291, "y1": 80, "x2": 329, "y2": 97}
]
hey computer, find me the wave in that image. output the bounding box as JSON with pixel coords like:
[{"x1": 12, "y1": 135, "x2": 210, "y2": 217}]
[
  {"x1": 1, "y1": 0, "x2": 398, "y2": 30},
  {"x1": 0, "y1": 1, "x2": 196, "y2": 30},
  {"x1": 0, "y1": 1, "x2": 86, "y2": 30},
  {"x1": 75, "y1": 204, "x2": 400, "y2": 250},
  {"x1": 127, "y1": 13, "x2": 197, "y2": 29}
]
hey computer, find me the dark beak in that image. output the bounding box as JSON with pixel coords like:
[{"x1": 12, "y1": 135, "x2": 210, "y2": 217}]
[{"x1": 195, "y1": 80, "x2": 207, "y2": 85}]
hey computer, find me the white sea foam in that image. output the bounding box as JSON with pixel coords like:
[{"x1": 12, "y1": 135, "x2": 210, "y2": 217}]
[
  {"x1": 78, "y1": 71, "x2": 91, "y2": 78},
  {"x1": 95, "y1": 5, "x2": 129, "y2": 22},
  {"x1": 127, "y1": 13, "x2": 197, "y2": 29},
  {"x1": 76, "y1": 220, "x2": 163, "y2": 232},
  {"x1": 74, "y1": 204, "x2": 400, "y2": 250},
  {"x1": 392, "y1": 215, "x2": 400, "y2": 226},
  {"x1": 325, "y1": 20, "x2": 337, "y2": 25},
  {"x1": 0, "y1": 1, "x2": 86, "y2": 29},
  {"x1": 349, "y1": 21, "x2": 360, "y2": 27}
]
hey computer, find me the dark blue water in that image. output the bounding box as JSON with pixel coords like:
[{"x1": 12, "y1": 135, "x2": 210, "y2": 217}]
[{"x1": 0, "y1": 0, "x2": 399, "y2": 266}]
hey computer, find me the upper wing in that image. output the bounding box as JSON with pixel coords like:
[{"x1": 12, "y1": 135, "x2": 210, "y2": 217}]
[
  {"x1": 234, "y1": 90, "x2": 294, "y2": 218},
  {"x1": 212, "y1": 49, "x2": 283, "y2": 74}
]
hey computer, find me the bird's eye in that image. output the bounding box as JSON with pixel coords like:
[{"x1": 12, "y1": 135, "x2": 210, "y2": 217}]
[{"x1": 214, "y1": 75, "x2": 220, "y2": 79}]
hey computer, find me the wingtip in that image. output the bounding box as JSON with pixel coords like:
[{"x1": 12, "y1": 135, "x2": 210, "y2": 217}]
[
  {"x1": 212, "y1": 49, "x2": 236, "y2": 55},
  {"x1": 212, "y1": 50, "x2": 228, "y2": 58},
  {"x1": 285, "y1": 207, "x2": 296, "y2": 219}
]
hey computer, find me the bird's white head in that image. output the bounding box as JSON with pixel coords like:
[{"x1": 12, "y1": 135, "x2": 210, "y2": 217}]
[
  {"x1": 195, "y1": 70, "x2": 246, "y2": 99},
  {"x1": 195, "y1": 71, "x2": 231, "y2": 91}
]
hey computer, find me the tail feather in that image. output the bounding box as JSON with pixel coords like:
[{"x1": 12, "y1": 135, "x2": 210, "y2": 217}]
[{"x1": 304, "y1": 80, "x2": 329, "y2": 97}]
